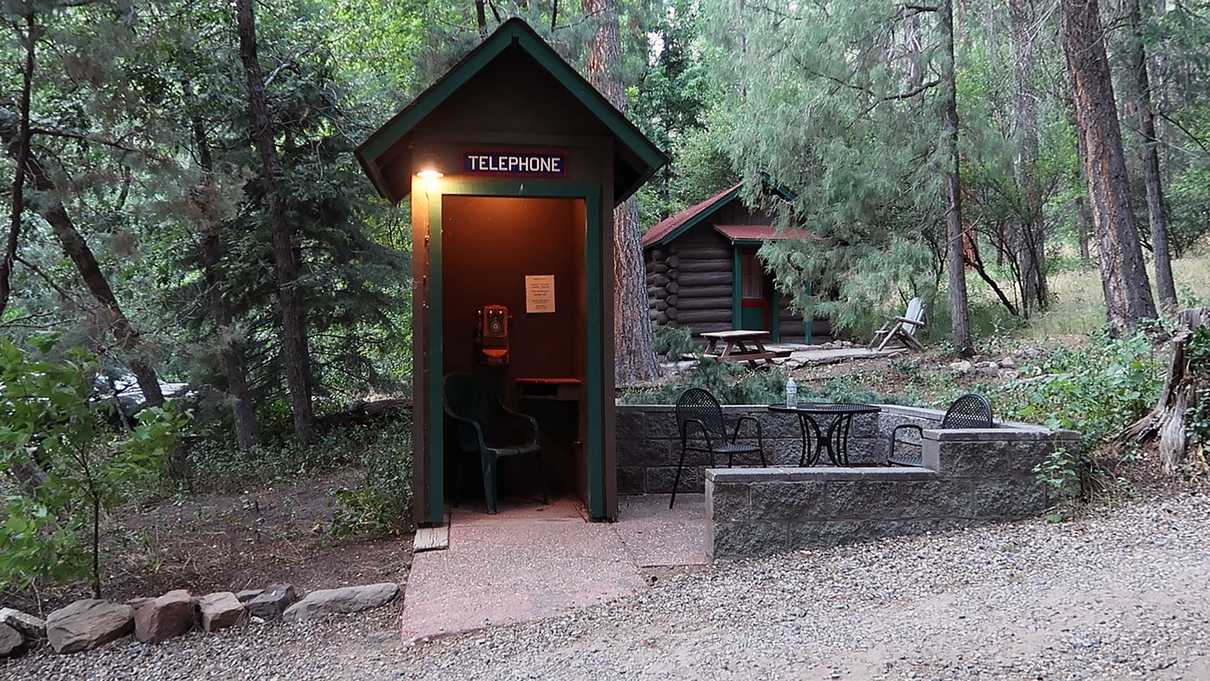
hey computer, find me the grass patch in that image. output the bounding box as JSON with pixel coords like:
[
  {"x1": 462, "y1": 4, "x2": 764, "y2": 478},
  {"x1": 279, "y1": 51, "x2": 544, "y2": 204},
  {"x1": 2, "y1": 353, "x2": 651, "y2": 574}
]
[{"x1": 1023, "y1": 249, "x2": 1210, "y2": 341}]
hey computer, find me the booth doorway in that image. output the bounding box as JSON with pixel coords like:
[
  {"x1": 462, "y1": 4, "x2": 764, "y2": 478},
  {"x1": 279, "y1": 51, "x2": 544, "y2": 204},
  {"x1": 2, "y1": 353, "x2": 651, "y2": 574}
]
[{"x1": 440, "y1": 194, "x2": 594, "y2": 514}]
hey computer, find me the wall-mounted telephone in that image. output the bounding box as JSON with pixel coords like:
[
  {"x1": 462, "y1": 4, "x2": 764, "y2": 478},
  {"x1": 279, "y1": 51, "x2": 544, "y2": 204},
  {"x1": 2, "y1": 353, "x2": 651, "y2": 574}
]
[{"x1": 475, "y1": 305, "x2": 510, "y2": 366}]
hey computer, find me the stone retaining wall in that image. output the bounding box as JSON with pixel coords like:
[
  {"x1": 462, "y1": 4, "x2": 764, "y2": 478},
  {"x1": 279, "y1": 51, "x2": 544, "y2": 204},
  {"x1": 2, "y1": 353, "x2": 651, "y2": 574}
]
[
  {"x1": 704, "y1": 411, "x2": 1080, "y2": 559},
  {"x1": 615, "y1": 403, "x2": 935, "y2": 495}
]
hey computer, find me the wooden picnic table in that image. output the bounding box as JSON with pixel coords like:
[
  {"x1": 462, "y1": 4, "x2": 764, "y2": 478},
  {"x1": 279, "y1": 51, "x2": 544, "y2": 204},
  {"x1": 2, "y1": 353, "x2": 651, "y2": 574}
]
[{"x1": 698, "y1": 330, "x2": 782, "y2": 367}]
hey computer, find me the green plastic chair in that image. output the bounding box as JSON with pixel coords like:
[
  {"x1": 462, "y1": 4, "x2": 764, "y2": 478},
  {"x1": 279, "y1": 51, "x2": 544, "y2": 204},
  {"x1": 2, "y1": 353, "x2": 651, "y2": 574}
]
[{"x1": 443, "y1": 372, "x2": 547, "y2": 514}]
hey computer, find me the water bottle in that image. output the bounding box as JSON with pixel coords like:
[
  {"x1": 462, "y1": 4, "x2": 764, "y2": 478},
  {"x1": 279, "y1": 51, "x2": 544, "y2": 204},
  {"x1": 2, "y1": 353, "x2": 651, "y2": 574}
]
[{"x1": 785, "y1": 377, "x2": 797, "y2": 407}]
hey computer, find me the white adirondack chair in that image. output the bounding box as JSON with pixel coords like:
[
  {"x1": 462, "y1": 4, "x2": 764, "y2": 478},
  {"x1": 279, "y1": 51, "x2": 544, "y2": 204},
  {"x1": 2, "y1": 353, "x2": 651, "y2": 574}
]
[{"x1": 870, "y1": 297, "x2": 926, "y2": 352}]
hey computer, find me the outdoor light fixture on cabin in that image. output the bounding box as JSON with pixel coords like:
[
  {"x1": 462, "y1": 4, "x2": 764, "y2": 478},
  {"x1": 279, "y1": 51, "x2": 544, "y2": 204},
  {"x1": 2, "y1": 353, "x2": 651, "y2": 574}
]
[{"x1": 416, "y1": 164, "x2": 443, "y2": 192}]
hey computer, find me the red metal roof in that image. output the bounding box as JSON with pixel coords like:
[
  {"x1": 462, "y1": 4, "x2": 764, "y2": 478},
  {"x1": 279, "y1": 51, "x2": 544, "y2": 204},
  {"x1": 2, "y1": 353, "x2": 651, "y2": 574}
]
[
  {"x1": 713, "y1": 224, "x2": 813, "y2": 242},
  {"x1": 641, "y1": 182, "x2": 742, "y2": 247}
]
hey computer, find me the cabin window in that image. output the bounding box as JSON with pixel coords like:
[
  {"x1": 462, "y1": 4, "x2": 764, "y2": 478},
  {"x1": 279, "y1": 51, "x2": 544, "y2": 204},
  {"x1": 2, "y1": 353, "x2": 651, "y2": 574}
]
[{"x1": 740, "y1": 252, "x2": 764, "y2": 299}]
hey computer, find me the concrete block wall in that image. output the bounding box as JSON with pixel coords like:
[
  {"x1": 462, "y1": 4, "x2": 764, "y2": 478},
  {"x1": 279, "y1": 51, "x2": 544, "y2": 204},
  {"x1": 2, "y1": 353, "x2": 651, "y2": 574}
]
[
  {"x1": 704, "y1": 409, "x2": 1080, "y2": 560},
  {"x1": 615, "y1": 403, "x2": 938, "y2": 495}
]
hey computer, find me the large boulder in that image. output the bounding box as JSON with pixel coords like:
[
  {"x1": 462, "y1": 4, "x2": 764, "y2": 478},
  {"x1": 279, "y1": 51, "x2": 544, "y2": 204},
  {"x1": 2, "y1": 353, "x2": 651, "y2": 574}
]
[
  {"x1": 46, "y1": 600, "x2": 133, "y2": 654},
  {"x1": 235, "y1": 589, "x2": 263, "y2": 604},
  {"x1": 245, "y1": 583, "x2": 297, "y2": 621},
  {"x1": 283, "y1": 583, "x2": 398, "y2": 622},
  {"x1": 134, "y1": 590, "x2": 194, "y2": 644},
  {"x1": 125, "y1": 597, "x2": 154, "y2": 611},
  {"x1": 0, "y1": 607, "x2": 45, "y2": 639},
  {"x1": 0, "y1": 623, "x2": 25, "y2": 658},
  {"x1": 196, "y1": 592, "x2": 245, "y2": 632}
]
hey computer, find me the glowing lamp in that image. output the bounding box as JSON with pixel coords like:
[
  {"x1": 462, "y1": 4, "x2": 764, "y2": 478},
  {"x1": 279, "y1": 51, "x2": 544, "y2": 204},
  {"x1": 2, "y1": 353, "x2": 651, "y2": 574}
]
[{"x1": 416, "y1": 166, "x2": 443, "y2": 192}]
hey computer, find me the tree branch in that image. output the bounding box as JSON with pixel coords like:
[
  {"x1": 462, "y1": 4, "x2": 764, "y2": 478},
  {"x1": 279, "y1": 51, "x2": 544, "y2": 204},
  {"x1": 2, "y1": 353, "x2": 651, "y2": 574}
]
[
  {"x1": 15, "y1": 254, "x2": 82, "y2": 304},
  {"x1": 1158, "y1": 111, "x2": 1210, "y2": 156},
  {"x1": 29, "y1": 126, "x2": 140, "y2": 154}
]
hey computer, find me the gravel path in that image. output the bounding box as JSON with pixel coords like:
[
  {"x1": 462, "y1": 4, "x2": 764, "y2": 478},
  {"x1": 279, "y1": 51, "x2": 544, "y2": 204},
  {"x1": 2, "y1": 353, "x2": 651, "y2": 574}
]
[{"x1": 6, "y1": 492, "x2": 1208, "y2": 680}]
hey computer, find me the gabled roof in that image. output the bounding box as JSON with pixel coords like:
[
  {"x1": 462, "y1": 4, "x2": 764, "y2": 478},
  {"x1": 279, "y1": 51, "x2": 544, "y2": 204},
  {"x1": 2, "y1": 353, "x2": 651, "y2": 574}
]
[
  {"x1": 641, "y1": 182, "x2": 742, "y2": 248},
  {"x1": 355, "y1": 18, "x2": 667, "y2": 206},
  {"x1": 714, "y1": 224, "x2": 814, "y2": 243}
]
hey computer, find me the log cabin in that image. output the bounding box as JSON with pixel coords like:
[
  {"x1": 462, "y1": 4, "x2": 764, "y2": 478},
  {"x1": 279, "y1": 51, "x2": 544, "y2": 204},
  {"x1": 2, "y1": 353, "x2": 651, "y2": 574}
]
[{"x1": 641, "y1": 182, "x2": 831, "y2": 344}]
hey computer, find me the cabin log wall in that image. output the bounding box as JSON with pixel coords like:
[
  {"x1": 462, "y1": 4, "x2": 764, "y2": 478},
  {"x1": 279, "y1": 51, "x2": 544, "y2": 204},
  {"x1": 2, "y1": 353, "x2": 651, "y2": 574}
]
[
  {"x1": 645, "y1": 199, "x2": 835, "y2": 343},
  {"x1": 647, "y1": 224, "x2": 734, "y2": 334}
]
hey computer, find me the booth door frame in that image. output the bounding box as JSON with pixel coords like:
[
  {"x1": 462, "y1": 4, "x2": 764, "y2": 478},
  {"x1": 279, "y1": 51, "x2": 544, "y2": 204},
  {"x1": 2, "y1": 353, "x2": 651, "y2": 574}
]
[{"x1": 424, "y1": 178, "x2": 605, "y2": 525}]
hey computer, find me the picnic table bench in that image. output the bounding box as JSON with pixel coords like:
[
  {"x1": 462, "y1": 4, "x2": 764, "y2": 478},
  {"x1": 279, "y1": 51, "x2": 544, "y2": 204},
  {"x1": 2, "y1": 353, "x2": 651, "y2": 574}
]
[{"x1": 692, "y1": 330, "x2": 788, "y2": 367}]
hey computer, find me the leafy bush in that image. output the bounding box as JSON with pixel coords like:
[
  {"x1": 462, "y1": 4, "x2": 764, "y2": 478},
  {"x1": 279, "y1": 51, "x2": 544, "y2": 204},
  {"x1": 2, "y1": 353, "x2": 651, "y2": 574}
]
[
  {"x1": 1168, "y1": 166, "x2": 1210, "y2": 257},
  {"x1": 651, "y1": 324, "x2": 695, "y2": 362},
  {"x1": 619, "y1": 360, "x2": 911, "y2": 406},
  {"x1": 190, "y1": 429, "x2": 363, "y2": 488},
  {"x1": 1032, "y1": 447, "x2": 1088, "y2": 519},
  {"x1": 993, "y1": 330, "x2": 1163, "y2": 450},
  {"x1": 331, "y1": 418, "x2": 413, "y2": 537},
  {"x1": 620, "y1": 360, "x2": 787, "y2": 405},
  {"x1": 0, "y1": 341, "x2": 186, "y2": 597}
]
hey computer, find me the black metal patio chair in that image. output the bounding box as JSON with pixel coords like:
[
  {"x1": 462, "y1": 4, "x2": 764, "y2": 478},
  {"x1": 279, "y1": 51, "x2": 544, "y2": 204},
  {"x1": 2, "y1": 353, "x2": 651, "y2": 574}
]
[
  {"x1": 444, "y1": 372, "x2": 547, "y2": 514},
  {"x1": 670, "y1": 388, "x2": 767, "y2": 509},
  {"x1": 887, "y1": 393, "x2": 994, "y2": 466}
]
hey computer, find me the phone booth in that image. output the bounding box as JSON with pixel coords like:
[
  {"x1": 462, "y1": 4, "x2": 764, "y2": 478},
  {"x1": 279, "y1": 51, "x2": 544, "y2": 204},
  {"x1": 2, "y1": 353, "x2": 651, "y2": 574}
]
[{"x1": 355, "y1": 19, "x2": 666, "y2": 525}]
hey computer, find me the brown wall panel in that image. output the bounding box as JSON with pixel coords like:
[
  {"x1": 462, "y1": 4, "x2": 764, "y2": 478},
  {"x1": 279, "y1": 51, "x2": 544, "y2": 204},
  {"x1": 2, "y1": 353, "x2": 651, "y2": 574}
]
[{"x1": 442, "y1": 196, "x2": 584, "y2": 381}]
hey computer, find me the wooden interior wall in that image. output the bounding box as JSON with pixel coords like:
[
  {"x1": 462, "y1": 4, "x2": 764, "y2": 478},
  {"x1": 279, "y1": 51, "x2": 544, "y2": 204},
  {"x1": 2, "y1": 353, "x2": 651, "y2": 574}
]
[
  {"x1": 441, "y1": 195, "x2": 588, "y2": 500},
  {"x1": 442, "y1": 196, "x2": 583, "y2": 379}
]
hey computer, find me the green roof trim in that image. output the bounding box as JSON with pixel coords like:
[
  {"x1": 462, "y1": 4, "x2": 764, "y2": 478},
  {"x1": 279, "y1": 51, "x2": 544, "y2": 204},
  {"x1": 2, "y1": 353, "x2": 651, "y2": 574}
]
[{"x1": 355, "y1": 18, "x2": 667, "y2": 205}]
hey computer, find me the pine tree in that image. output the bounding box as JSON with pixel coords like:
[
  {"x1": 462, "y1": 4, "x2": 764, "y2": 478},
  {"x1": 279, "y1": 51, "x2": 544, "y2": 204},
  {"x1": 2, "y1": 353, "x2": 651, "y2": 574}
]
[
  {"x1": 1061, "y1": 0, "x2": 1158, "y2": 334},
  {"x1": 585, "y1": 0, "x2": 661, "y2": 383},
  {"x1": 235, "y1": 0, "x2": 314, "y2": 441}
]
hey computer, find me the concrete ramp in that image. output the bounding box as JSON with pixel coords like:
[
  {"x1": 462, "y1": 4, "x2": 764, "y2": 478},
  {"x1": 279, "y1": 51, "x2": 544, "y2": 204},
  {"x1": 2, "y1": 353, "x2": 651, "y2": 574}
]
[
  {"x1": 401, "y1": 499, "x2": 644, "y2": 642},
  {"x1": 401, "y1": 495, "x2": 707, "y2": 642}
]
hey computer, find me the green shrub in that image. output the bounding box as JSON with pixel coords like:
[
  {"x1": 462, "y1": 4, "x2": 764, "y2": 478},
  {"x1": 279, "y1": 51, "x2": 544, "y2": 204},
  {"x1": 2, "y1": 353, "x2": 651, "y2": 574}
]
[
  {"x1": 331, "y1": 418, "x2": 413, "y2": 537},
  {"x1": 619, "y1": 360, "x2": 787, "y2": 405},
  {"x1": 993, "y1": 330, "x2": 1163, "y2": 450},
  {"x1": 651, "y1": 324, "x2": 695, "y2": 362},
  {"x1": 619, "y1": 360, "x2": 910, "y2": 406},
  {"x1": 0, "y1": 340, "x2": 187, "y2": 597},
  {"x1": 189, "y1": 427, "x2": 368, "y2": 488},
  {"x1": 1032, "y1": 447, "x2": 1088, "y2": 520}
]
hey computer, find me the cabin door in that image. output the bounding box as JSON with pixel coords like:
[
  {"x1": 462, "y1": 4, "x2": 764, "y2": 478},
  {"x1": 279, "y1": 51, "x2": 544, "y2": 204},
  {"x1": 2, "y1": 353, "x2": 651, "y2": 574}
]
[{"x1": 737, "y1": 248, "x2": 770, "y2": 330}]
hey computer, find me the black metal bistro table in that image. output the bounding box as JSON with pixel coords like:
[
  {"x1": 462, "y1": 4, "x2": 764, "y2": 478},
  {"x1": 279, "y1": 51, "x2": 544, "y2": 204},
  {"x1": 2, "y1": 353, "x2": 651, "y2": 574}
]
[{"x1": 768, "y1": 403, "x2": 882, "y2": 467}]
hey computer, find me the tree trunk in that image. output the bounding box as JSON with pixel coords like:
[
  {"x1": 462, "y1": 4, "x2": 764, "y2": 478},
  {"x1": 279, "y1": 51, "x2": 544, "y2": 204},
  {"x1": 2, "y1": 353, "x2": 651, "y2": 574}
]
[
  {"x1": 1061, "y1": 0, "x2": 1158, "y2": 335},
  {"x1": 1124, "y1": 0, "x2": 1177, "y2": 309},
  {"x1": 91, "y1": 494, "x2": 101, "y2": 599},
  {"x1": 1075, "y1": 195, "x2": 1092, "y2": 262},
  {"x1": 183, "y1": 75, "x2": 259, "y2": 451},
  {"x1": 0, "y1": 113, "x2": 165, "y2": 406},
  {"x1": 474, "y1": 0, "x2": 488, "y2": 37},
  {"x1": 1120, "y1": 307, "x2": 1210, "y2": 474},
  {"x1": 584, "y1": 0, "x2": 661, "y2": 383},
  {"x1": 1, "y1": 13, "x2": 35, "y2": 319},
  {"x1": 235, "y1": 0, "x2": 314, "y2": 442},
  {"x1": 940, "y1": 0, "x2": 972, "y2": 356},
  {"x1": 1008, "y1": 0, "x2": 1048, "y2": 315}
]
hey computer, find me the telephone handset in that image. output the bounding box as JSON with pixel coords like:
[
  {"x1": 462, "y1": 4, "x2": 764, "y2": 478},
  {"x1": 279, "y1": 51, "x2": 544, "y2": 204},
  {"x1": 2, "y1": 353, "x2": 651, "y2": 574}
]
[{"x1": 475, "y1": 305, "x2": 510, "y2": 366}]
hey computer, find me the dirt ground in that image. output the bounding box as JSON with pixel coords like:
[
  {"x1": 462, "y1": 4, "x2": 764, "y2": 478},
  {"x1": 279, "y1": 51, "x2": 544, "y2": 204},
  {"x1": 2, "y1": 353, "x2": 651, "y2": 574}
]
[{"x1": 2, "y1": 469, "x2": 412, "y2": 617}]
